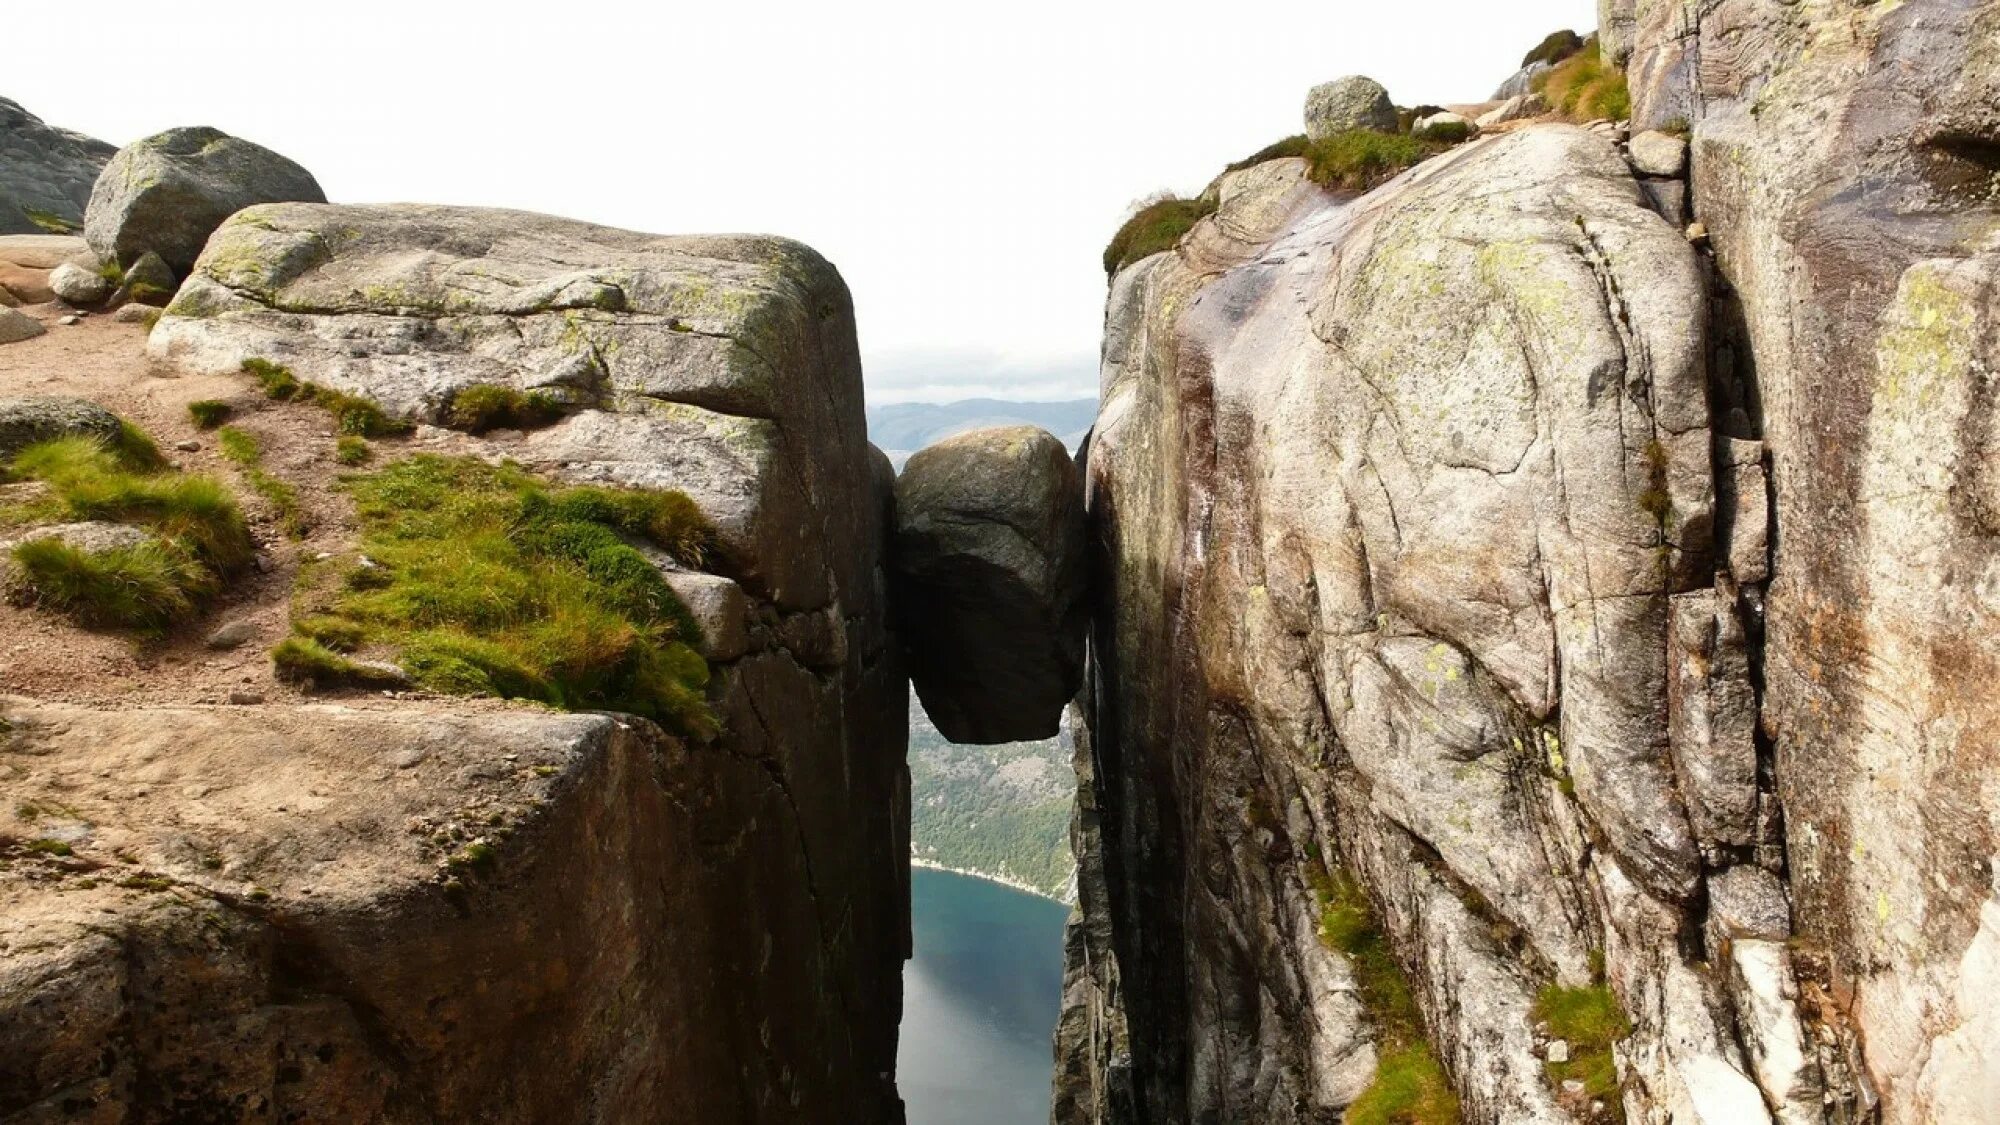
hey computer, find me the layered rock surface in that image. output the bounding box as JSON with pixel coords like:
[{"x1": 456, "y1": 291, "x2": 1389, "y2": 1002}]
[
  {"x1": 1057, "y1": 123, "x2": 1794, "y2": 1123},
  {"x1": 3, "y1": 207, "x2": 909, "y2": 1122}
]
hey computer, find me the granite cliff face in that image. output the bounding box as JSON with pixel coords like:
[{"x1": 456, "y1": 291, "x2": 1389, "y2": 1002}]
[{"x1": 1055, "y1": 4, "x2": 2000, "y2": 1121}]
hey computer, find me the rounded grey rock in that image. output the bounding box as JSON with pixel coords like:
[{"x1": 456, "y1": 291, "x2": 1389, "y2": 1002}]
[
  {"x1": 49, "y1": 259, "x2": 111, "y2": 305},
  {"x1": 84, "y1": 126, "x2": 325, "y2": 274},
  {"x1": 0, "y1": 396, "x2": 124, "y2": 461},
  {"x1": 0, "y1": 307, "x2": 44, "y2": 344},
  {"x1": 1304, "y1": 76, "x2": 1397, "y2": 140}
]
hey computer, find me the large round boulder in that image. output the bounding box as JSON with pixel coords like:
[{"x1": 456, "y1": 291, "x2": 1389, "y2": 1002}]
[
  {"x1": 84, "y1": 126, "x2": 324, "y2": 274},
  {"x1": 1304, "y1": 75, "x2": 1397, "y2": 140},
  {"x1": 891, "y1": 424, "x2": 1086, "y2": 744}
]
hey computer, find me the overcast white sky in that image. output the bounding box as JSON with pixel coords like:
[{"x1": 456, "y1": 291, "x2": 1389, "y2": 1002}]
[{"x1": 13, "y1": 0, "x2": 1594, "y2": 403}]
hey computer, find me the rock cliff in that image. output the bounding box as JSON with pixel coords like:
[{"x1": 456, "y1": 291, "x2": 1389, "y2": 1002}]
[
  {"x1": 2, "y1": 204, "x2": 908, "y2": 1122},
  {"x1": 1056, "y1": 6, "x2": 2000, "y2": 1121}
]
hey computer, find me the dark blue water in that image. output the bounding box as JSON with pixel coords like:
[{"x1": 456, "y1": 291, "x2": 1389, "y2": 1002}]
[{"x1": 900, "y1": 867, "x2": 1069, "y2": 1125}]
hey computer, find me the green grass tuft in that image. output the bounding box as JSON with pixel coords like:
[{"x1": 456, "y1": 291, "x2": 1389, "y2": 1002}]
[
  {"x1": 277, "y1": 455, "x2": 717, "y2": 738},
  {"x1": 187, "y1": 400, "x2": 231, "y2": 430},
  {"x1": 9, "y1": 538, "x2": 202, "y2": 631},
  {"x1": 447, "y1": 385, "x2": 564, "y2": 435},
  {"x1": 1535, "y1": 982, "x2": 1630, "y2": 1115},
  {"x1": 1522, "y1": 29, "x2": 1585, "y2": 68},
  {"x1": 25, "y1": 837, "x2": 74, "y2": 856},
  {"x1": 1103, "y1": 195, "x2": 1218, "y2": 278},
  {"x1": 4, "y1": 433, "x2": 251, "y2": 632},
  {"x1": 1309, "y1": 863, "x2": 1460, "y2": 1123},
  {"x1": 216, "y1": 426, "x2": 305, "y2": 539},
  {"x1": 243, "y1": 358, "x2": 301, "y2": 400},
  {"x1": 1223, "y1": 135, "x2": 1311, "y2": 175},
  {"x1": 271, "y1": 636, "x2": 405, "y2": 687},
  {"x1": 335, "y1": 435, "x2": 371, "y2": 466},
  {"x1": 1535, "y1": 37, "x2": 1631, "y2": 122},
  {"x1": 1306, "y1": 131, "x2": 1444, "y2": 191},
  {"x1": 1413, "y1": 120, "x2": 1474, "y2": 145},
  {"x1": 314, "y1": 387, "x2": 408, "y2": 438}
]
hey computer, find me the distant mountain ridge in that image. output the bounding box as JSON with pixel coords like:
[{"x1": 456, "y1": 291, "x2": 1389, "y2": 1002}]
[{"x1": 866, "y1": 398, "x2": 1096, "y2": 467}]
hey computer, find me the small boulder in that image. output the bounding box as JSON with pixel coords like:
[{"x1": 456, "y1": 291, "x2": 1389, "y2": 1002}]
[
  {"x1": 891, "y1": 425, "x2": 1086, "y2": 744},
  {"x1": 205, "y1": 616, "x2": 259, "y2": 651},
  {"x1": 111, "y1": 302, "x2": 157, "y2": 324},
  {"x1": 1415, "y1": 111, "x2": 1475, "y2": 139},
  {"x1": 1493, "y1": 61, "x2": 1553, "y2": 101},
  {"x1": 84, "y1": 126, "x2": 325, "y2": 274},
  {"x1": 1627, "y1": 130, "x2": 1690, "y2": 177},
  {"x1": 0, "y1": 307, "x2": 44, "y2": 344},
  {"x1": 0, "y1": 396, "x2": 124, "y2": 461},
  {"x1": 1304, "y1": 76, "x2": 1397, "y2": 140},
  {"x1": 49, "y1": 259, "x2": 111, "y2": 305},
  {"x1": 115, "y1": 251, "x2": 178, "y2": 306}
]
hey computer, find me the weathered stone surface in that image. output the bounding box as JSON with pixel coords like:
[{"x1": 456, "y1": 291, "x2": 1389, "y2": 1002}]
[
  {"x1": 0, "y1": 234, "x2": 88, "y2": 270},
  {"x1": 0, "y1": 396, "x2": 123, "y2": 461},
  {"x1": 1493, "y1": 61, "x2": 1553, "y2": 101},
  {"x1": 0, "y1": 520, "x2": 150, "y2": 556},
  {"x1": 0, "y1": 97, "x2": 111, "y2": 236},
  {"x1": 891, "y1": 424, "x2": 1085, "y2": 744},
  {"x1": 0, "y1": 308, "x2": 43, "y2": 344},
  {"x1": 84, "y1": 126, "x2": 325, "y2": 273},
  {"x1": 1628, "y1": 129, "x2": 1688, "y2": 177},
  {"x1": 1303, "y1": 76, "x2": 1396, "y2": 140},
  {"x1": 1634, "y1": 1, "x2": 2000, "y2": 1117},
  {"x1": 48, "y1": 259, "x2": 110, "y2": 305},
  {"x1": 0, "y1": 702, "x2": 879, "y2": 1122},
  {"x1": 20, "y1": 208, "x2": 911, "y2": 1122},
  {"x1": 1476, "y1": 93, "x2": 1546, "y2": 128},
  {"x1": 1668, "y1": 589, "x2": 1759, "y2": 854},
  {"x1": 1063, "y1": 124, "x2": 1750, "y2": 1123}
]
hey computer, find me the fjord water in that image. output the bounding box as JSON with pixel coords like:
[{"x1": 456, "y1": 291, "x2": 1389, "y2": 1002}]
[{"x1": 899, "y1": 867, "x2": 1069, "y2": 1124}]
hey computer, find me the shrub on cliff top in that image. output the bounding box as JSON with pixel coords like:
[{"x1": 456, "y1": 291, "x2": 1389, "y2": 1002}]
[
  {"x1": 277, "y1": 454, "x2": 718, "y2": 738},
  {"x1": 1523, "y1": 29, "x2": 1585, "y2": 68},
  {"x1": 1306, "y1": 130, "x2": 1444, "y2": 192},
  {"x1": 1103, "y1": 194, "x2": 1219, "y2": 278},
  {"x1": 1536, "y1": 36, "x2": 1631, "y2": 122}
]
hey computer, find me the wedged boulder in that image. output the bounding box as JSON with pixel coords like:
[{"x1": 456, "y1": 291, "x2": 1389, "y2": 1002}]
[
  {"x1": 891, "y1": 424, "x2": 1085, "y2": 744},
  {"x1": 1303, "y1": 75, "x2": 1396, "y2": 139},
  {"x1": 84, "y1": 126, "x2": 324, "y2": 273},
  {"x1": 0, "y1": 396, "x2": 123, "y2": 461},
  {"x1": 1066, "y1": 123, "x2": 1745, "y2": 1122},
  {"x1": 0, "y1": 96, "x2": 112, "y2": 235}
]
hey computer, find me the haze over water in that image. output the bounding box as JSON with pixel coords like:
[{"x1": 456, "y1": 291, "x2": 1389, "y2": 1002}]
[{"x1": 899, "y1": 867, "x2": 1069, "y2": 1124}]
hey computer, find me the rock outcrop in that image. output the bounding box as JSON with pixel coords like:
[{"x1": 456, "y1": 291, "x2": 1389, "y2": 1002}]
[
  {"x1": 1645, "y1": 2, "x2": 2000, "y2": 1120},
  {"x1": 85, "y1": 127, "x2": 324, "y2": 274},
  {"x1": 3, "y1": 207, "x2": 910, "y2": 1122},
  {"x1": 1059, "y1": 4, "x2": 2000, "y2": 1122},
  {"x1": 0, "y1": 97, "x2": 112, "y2": 236},
  {"x1": 891, "y1": 424, "x2": 1087, "y2": 744}
]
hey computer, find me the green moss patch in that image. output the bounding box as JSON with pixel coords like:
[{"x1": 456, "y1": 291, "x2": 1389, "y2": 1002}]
[
  {"x1": 3, "y1": 433, "x2": 251, "y2": 633},
  {"x1": 447, "y1": 385, "x2": 563, "y2": 435},
  {"x1": 276, "y1": 454, "x2": 718, "y2": 738},
  {"x1": 1223, "y1": 134, "x2": 1311, "y2": 175},
  {"x1": 21, "y1": 208, "x2": 77, "y2": 235},
  {"x1": 1309, "y1": 863, "x2": 1461, "y2": 1123},
  {"x1": 1535, "y1": 981, "x2": 1630, "y2": 1116},
  {"x1": 1306, "y1": 131, "x2": 1447, "y2": 192},
  {"x1": 335, "y1": 435, "x2": 370, "y2": 466},
  {"x1": 1104, "y1": 195, "x2": 1218, "y2": 278},
  {"x1": 187, "y1": 400, "x2": 231, "y2": 430}
]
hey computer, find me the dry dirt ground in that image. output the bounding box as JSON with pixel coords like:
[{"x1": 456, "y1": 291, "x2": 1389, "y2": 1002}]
[{"x1": 0, "y1": 301, "x2": 507, "y2": 711}]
